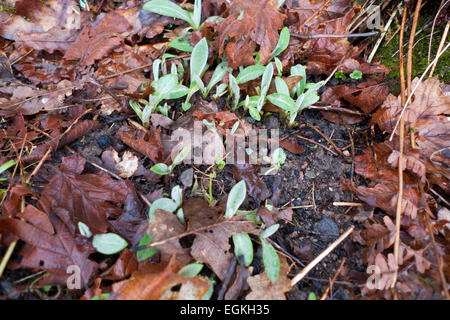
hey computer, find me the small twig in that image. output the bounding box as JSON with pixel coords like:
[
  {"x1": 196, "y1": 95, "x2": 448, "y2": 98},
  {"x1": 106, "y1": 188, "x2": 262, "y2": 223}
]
[
  {"x1": 291, "y1": 226, "x2": 354, "y2": 287},
  {"x1": 429, "y1": 21, "x2": 450, "y2": 77},
  {"x1": 427, "y1": 0, "x2": 450, "y2": 64},
  {"x1": 217, "y1": 256, "x2": 238, "y2": 300},
  {"x1": 25, "y1": 147, "x2": 52, "y2": 184},
  {"x1": 424, "y1": 201, "x2": 450, "y2": 300},
  {"x1": 368, "y1": 2, "x2": 402, "y2": 63},
  {"x1": 306, "y1": 123, "x2": 343, "y2": 156},
  {"x1": 333, "y1": 202, "x2": 364, "y2": 207},
  {"x1": 320, "y1": 257, "x2": 346, "y2": 300},
  {"x1": 294, "y1": 134, "x2": 338, "y2": 156},
  {"x1": 392, "y1": 3, "x2": 410, "y2": 290},
  {"x1": 292, "y1": 31, "x2": 378, "y2": 39},
  {"x1": 298, "y1": 0, "x2": 333, "y2": 32},
  {"x1": 267, "y1": 238, "x2": 305, "y2": 268},
  {"x1": 429, "y1": 188, "x2": 450, "y2": 207}
]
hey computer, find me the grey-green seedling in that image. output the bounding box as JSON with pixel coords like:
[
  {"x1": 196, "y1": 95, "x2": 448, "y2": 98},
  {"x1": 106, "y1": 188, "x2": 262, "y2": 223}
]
[
  {"x1": 263, "y1": 147, "x2": 286, "y2": 175},
  {"x1": 150, "y1": 145, "x2": 190, "y2": 175},
  {"x1": 182, "y1": 37, "x2": 209, "y2": 110},
  {"x1": 238, "y1": 63, "x2": 274, "y2": 121},
  {"x1": 267, "y1": 64, "x2": 323, "y2": 126},
  {"x1": 225, "y1": 180, "x2": 281, "y2": 282},
  {"x1": 143, "y1": 0, "x2": 203, "y2": 31},
  {"x1": 0, "y1": 159, "x2": 15, "y2": 199},
  {"x1": 92, "y1": 233, "x2": 128, "y2": 255},
  {"x1": 130, "y1": 74, "x2": 188, "y2": 126},
  {"x1": 148, "y1": 185, "x2": 184, "y2": 223}
]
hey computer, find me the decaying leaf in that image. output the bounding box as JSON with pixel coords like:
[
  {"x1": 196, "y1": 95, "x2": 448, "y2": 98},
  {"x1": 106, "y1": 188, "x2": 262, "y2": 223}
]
[
  {"x1": 112, "y1": 256, "x2": 210, "y2": 300},
  {"x1": 183, "y1": 198, "x2": 259, "y2": 281},
  {"x1": 214, "y1": 0, "x2": 286, "y2": 68},
  {"x1": 245, "y1": 257, "x2": 290, "y2": 300}
]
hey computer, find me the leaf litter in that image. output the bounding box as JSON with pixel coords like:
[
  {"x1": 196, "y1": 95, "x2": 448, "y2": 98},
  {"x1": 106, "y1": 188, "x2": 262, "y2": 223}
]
[{"x1": 0, "y1": 0, "x2": 448, "y2": 301}]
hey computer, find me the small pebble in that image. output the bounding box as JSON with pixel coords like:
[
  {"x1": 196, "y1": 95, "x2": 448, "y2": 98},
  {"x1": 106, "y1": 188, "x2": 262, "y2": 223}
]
[
  {"x1": 180, "y1": 168, "x2": 194, "y2": 188},
  {"x1": 97, "y1": 135, "x2": 113, "y2": 150}
]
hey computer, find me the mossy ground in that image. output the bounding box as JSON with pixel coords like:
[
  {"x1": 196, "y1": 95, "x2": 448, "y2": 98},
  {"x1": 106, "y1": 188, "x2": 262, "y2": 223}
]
[{"x1": 377, "y1": 15, "x2": 450, "y2": 94}]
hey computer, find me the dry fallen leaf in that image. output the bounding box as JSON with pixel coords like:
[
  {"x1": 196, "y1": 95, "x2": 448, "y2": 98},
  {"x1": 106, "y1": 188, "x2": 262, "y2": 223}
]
[{"x1": 245, "y1": 257, "x2": 291, "y2": 300}]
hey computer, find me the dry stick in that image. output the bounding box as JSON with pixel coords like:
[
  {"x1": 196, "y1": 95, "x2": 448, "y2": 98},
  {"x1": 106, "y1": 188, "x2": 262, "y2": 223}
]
[
  {"x1": 427, "y1": 0, "x2": 450, "y2": 64},
  {"x1": 429, "y1": 188, "x2": 450, "y2": 207},
  {"x1": 391, "y1": 4, "x2": 409, "y2": 291},
  {"x1": 320, "y1": 257, "x2": 346, "y2": 300},
  {"x1": 217, "y1": 256, "x2": 238, "y2": 300},
  {"x1": 389, "y1": 42, "x2": 450, "y2": 141},
  {"x1": 294, "y1": 134, "x2": 338, "y2": 156},
  {"x1": 292, "y1": 32, "x2": 378, "y2": 39},
  {"x1": 267, "y1": 238, "x2": 305, "y2": 268},
  {"x1": 25, "y1": 147, "x2": 52, "y2": 184},
  {"x1": 368, "y1": 2, "x2": 402, "y2": 63},
  {"x1": 429, "y1": 21, "x2": 450, "y2": 77},
  {"x1": 306, "y1": 124, "x2": 343, "y2": 156},
  {"x1": 407, "y1": 0, "x2": 423, "y2": 95},
  {"x1": 291, "y1": 226, "x2": 354, "y2": 287},
  {"x1": 348, "y1": 0, "x2": 377, "y2": 33},
  {"x1": 307, "y1": 105, "x2": 365, "y2": 116},
  {"x1": 333, "y1": 202, "x2": 364, "y2": 207}
]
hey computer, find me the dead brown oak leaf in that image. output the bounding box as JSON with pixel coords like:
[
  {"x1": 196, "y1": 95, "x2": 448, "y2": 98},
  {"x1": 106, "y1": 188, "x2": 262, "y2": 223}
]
[
  {"x1": 112, "y1": 256, "x2": 211, "y2": 300},
  {"x1": 371, "y1": 77, "x2": 450, "y2": 192},
  {"x1": 37, "y1": 154, "x2": 139, "y2": 235},
  {"x1": 117, "y1": 125, "x2": 165, "y2": 164},
  {"x1": 0, "y1": 0, "x2": 82, "y2": 53},
  {"x1": 245, "y1": 257, "x2": 291, "y2": 300},
  {"x1": 0, "y1": 206, "x2": 98, "y2": 287},
  {"x1": 183, "y1": 198, "x2": 259, "y2": 281},
  {"x1": 214, "y1": 0, "x2": 286, "y2": 68},
  {"x1": 63, "y1": 11, "x2": 132, "y2": 66}
]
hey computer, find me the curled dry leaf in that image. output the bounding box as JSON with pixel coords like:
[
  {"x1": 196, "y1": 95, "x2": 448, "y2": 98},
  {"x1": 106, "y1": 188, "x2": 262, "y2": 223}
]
[
  {"x1": 146, "y1": 209, "x2": 192, "y2": 266},
  {"x1": 214, "y1": 0, "x2": 286, "y2": 68},
  {"x1": 245, "y1": 257, "x2": 290, "y2": 300},
  {"x1": 183, "y1": 198, "x2": 259, "y2": 281},
  {"x1": 0, "y1": 208, "x2": 98, "y2": 287},
  {"x1": 112, "y1": 256, "x2": 210, "y2": 300},
  {"x1": 117, "y1": 125, "x2": 165, "y2": 163},
  {"x1": 0, "y1": 0, "x2": 82, "y2": 53},
  {"x1": 0, "y1": 80, "x2": 73, "y2": 116}
]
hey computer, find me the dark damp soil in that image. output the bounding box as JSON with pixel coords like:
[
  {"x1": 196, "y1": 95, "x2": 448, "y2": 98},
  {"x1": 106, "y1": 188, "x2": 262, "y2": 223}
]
[{"x1": 1, "y1": 94, "x2": 374, "y2": 300}]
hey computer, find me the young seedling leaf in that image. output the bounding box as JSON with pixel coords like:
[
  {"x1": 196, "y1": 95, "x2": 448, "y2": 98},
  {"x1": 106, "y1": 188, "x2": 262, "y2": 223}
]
[
  {"x1": 350, "y1": 69, "x2": 363, "y2": 80},
  {"x1": 137, "y1": 234, "x2": 158, "y2": 262},
  {"x1": 172, "y1": 145, "x2": 190, "y2": 165},
  {"x1": 225, "y1": 180, "x2": 246, "y2": 219},
  {"x1": 178, "y1": 262, "x2": 204, "y2": 278},
  {"x1": 267, "y1": 93, "x2": 298, "y2": 112},
  {"x1": 171, "y1": 185, "x2": 183, "y2": 207},
  {"x1": 260, "y1": 223, "x2": 280, "y2": 238},
  {"x1": 143, "y1": 0, "x2": 195, "y2": 28},
  {"x1": 275, "y1": 77, "x2": 290, "y2": 96},
  {"x1": 190, "y1": 38, "x2": 209, "y2": 86},
  {"x1": 150, "y1": 163, "x2": 172, "y2": 175},
  {"x1": 78, "y1": 221, "x2": 92, "y2": 238},
  {"x1": 93, "y1": 233, "x2": 128, "y2": 255},
  {"x1": 260, "y1": 63, "x2": 274, "y2": 97},
  {"x1": 236, "y1": 64, "x2": 266, "y2": 84},
  {"x1": 271, "y1": 27, "x2": 290, "y2": 58},
  {"x1": 232, "y1": 233, "x2": 254, "y2": 267},
  {"x1": 169, "y1": 36, "x2": 194, "y2": 52},
  {"x1": 260, "y1": 237, "x2": 280, "y2": 283},
  {"x1": 149, "y1": 198, "x2": 178, "y2": 222}
]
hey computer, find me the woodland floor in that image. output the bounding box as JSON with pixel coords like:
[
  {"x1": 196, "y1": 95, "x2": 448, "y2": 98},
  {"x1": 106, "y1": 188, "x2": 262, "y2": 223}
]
[{"x1": 0, "y1": 0, "x2": 449, "y2": 300}]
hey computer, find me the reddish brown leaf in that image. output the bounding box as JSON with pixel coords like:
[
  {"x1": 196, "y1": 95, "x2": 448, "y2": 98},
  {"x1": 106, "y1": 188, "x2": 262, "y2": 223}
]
[
  {"x1": 280, "y1": 137, "x2": 304, "y2": 154},
  {"x1": 117, "y1": 125, "x2": 164, "y2": 163},
  {"x1": 64, "y1": 11, "x2": 132, "y2": 66},
  {"x1": 233, "y1": 163, "x2": 271, "y2": 203},
  {"x1": 0, "y1": 211, "x2": 98, "y2": 287},
  {"x1": 214, "y1": 0, "x2": 286, "y2": 68},
  {"x1": 112, "y1": 257, "x2": 210, "y2": 300}
]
